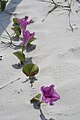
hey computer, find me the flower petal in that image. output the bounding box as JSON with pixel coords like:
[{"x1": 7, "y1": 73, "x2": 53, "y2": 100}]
[
  {"x1": 23, "y1": 30, "x2": 35, "y2": 46},
  {"x1": 24, "y1": 16, "x2": 28, "y2": 20},
  {"x1": 42, "y1": 96, "x2": 50, "y2": 103},
  {"x1": 23, "y1": 30, "x2": 30, "y2": 45},
  {"x1": 18, "y1": 16, "x2": 32, "y2": 30},
  {"x1": 50, "y1": 100, "x2": 54, "y2": 106},
  {"x1": 41, "y1": 84, "x2": 60, "y2": 106},
  {"x1": 52, "y1": 91, "x2": 60, "y2": 101}
]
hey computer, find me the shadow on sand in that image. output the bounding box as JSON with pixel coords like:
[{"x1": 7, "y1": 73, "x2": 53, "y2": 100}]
[
  {"x1": 12, "y1": 57, "x2": 33, "y2": 69},
  {"x1": 32, "y1": 103, "x2": 55, "y2": 120},
  {"x1": 0, "y1": 0, "x2": 22, "y2": 41}
]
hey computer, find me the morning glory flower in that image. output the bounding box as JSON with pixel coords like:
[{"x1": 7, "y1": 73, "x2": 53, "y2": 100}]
[
  {"x1": 18, "y1": 16, "x2": 33, "y2": 30},
  {"x1": 41, "y1": 85, "x2": 60, "y2": 106},
  {"x1": 23, "y1": 30, "x2": 35, "y2": 46}
]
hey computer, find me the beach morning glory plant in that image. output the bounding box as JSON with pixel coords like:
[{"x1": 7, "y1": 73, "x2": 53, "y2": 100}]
[
  {"x1": 30, "y1": 84, "x2": 60, "y2": 106},
  {"x1": 13, "y1": 16, "x2": 36, "y2": 65},
  {"x1": 11, "y1": 16, "x2": 34, "y2": 38},
  {"x1": 12, "y1": 16, "x2": 36, "y2": 49}
]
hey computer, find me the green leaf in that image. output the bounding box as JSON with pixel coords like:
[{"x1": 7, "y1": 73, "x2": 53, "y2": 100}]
[
  {"x1": 35, "y1": 93, "x2": 41, "y2": 99},
  {"x1": 11, "y1": 26, "x2": 21, "y2": 36},
  {"x1": 0, "y1": 0, "x2": 8, "y2": 11},
  {"x1": 27, "y1": 37, "x2": 36, "y2": 46},
  {"x1": 30, "y1": 93, "x2": 41, "y2": 103},
  {"x1": 22, "y1": 63, "x2": 39, "y2": 77},
  {"x1": 13, "y1": 18, "x2": 18, "y2": 24},
  {"x1": 13, "y1": 51, "x2": 25, "y2": 64}
]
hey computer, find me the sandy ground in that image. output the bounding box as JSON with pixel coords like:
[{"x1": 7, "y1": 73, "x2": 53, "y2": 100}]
[{"x1": 0, "y1": 0, "x2": 80, "y2": 120}]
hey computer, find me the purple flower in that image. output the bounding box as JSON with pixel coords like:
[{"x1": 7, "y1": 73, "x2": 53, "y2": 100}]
[
  {"x1": 18, "y1": 16, "x2": 33, "y2": 30},
  {"x1": 23, "y1": 30, "x2": 35, "y2": 46},
  {"x1": 41, "y1": 85, "x2": 60, "y2": 106}
]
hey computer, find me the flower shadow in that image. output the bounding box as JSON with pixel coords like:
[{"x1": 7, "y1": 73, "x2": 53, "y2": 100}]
[
  {"x1": 0, "y1": 37, "x2": 36, "y2": 51},
  {"x1": 32, "y1": 103, "x2": 55, "y2": 120},
  {"x1": 40, "y1": 108, "x2": 55, "y2": 120},
  {"x1": 12, "y1": 57, "x2": 33, "y2": 69},
  {"x1": 26, "y1": 44, "x2": 36, "y2": 52}
]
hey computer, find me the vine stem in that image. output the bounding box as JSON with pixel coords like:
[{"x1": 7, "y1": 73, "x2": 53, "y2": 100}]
[{"x1": 29, "y1": 76, "x2": 34, "y2": 87}]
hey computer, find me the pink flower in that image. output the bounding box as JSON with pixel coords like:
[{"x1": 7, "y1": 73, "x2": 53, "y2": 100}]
[
  {"x1": 41, "y1": 85, "x2": 60, "y2": 106},
  {"x1": 23, "y1": 30, "x2": 35, "y2": 46},
  {"x1": 18, "y1": 16, "x2": 33, "y2": 30}
]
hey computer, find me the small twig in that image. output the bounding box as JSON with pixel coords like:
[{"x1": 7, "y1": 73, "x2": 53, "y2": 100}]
[
  {"x1": 42, "y1": 0, "x2": 70, "y2": 21},
  {"x1": 42, "y1": 5, "x2": 58, "y2": 22},
  {"x1": 5, "y1": 11, "x2": 18, "y2": 16},
  {"x1": 0, "y1": 23, "x2": 22, "y2": 48},
  {"x1": 68, "y1": 9, "x2": 73, "y2": 32},
  {"x1": 0, "y1": 56, "x2": 2, "y2": 60},
  {"x1": 38, "y1": 0, "x2": 50, "y2": 3},
  {"x1": 0, "y1": 78, "x2": 20, "y2": 90},
  {"x1": 1, "y1": 40, "x2": 22, "y2": 49},
  {"x1": 0, "y1": 23, "x2": 14, "y2": 44},
  {"x1": 0, "y1": 23, "x2": 13, "y2": 46},
  {"x1": 42, "y1": 0, "x2": 75, "y2": 31},
  {"x1": 1, "y1": 35, "x2": 10, "y2": 40},
  {"x1": 0, "y1": 23, "x2": 11, "y2": 38}
]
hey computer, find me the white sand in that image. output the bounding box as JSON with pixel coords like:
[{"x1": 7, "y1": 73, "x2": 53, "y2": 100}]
[{"x1": 0, "y1": 0, "x2": 80, "y2": 120}]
